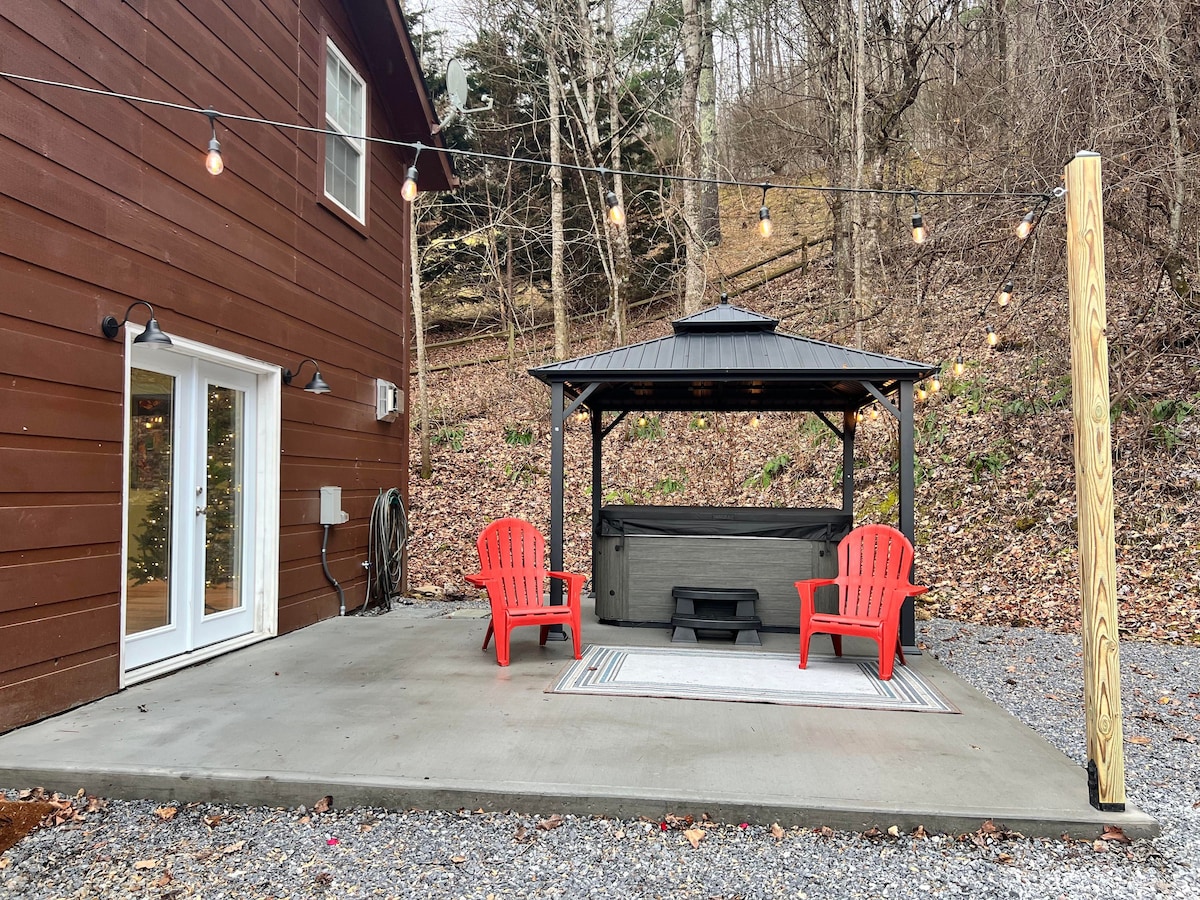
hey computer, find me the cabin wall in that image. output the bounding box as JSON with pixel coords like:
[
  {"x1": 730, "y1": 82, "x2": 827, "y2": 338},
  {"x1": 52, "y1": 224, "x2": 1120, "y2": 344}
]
[{"x1": 0, "y1": 0, "x2": 418, "y2": 732}]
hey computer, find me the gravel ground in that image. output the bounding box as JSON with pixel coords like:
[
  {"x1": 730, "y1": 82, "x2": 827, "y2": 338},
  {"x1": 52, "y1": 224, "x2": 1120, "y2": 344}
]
[{"x1": 3, "y1": 618, "x2": 1197, "y2": 899}]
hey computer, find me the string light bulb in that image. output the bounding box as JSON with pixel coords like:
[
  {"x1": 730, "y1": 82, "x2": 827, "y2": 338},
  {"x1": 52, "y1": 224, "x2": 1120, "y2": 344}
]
[
  {"x1": 953, "y1": 355, "x2": 965, "y2": 376},
  {"x1": 916, "y1": 386, "x2": 928, "y2": 402},
  {"x1": 606, "y1": 191, "x2": 625, "y2": 227},
  {"x1": 910, "y1": 191, "x2": 926, "y2": 244},
  {"x1": 637, "y1": 416, "x2": 647, "y2": 428},
  {"x1": 1016, "y1": 210, "x2": 1036, "y2": 240},
  {"x1": 204, "y1": 109, "x2": 223, "y2": 175},
  {"x1": 986, "y1": 324, "x2": 999, "y2": 347},
  {"x1": 758, "y1": 184, "x2": 772, "y2": 238},
  {"x1": 401, "y1": 165, "x2": 419, "y2": 202},
  {"x1": 930, "y1": 375, "x2": 941, "y2": 393},
  {"x1": 869, "y1": 406, "x2": 879, "y2": 420},
  {"x1": 997, "y1": 280, "x2": 1013, "y2": 307},
  {"x1": 749, "y1": 414, "x2": 761, "y2": 429}
]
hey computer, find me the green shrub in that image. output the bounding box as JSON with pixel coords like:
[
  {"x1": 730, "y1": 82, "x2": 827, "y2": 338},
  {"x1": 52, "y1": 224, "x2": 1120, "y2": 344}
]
[
  {"x1": 503, "y1": 424, "x2": 534, "y2": 445},
  {"x1": 433, "y1": 425, "x2": 465, "y2": 450}
]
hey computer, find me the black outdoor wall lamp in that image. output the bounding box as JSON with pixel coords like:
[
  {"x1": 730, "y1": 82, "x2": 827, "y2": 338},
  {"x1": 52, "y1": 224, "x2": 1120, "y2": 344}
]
[
  {"x1": 101, "y1": 300, "x2": 173, "y2": 345},
  {"x1": 282, "y1": 358, "x2": 331, "y2": 394}
]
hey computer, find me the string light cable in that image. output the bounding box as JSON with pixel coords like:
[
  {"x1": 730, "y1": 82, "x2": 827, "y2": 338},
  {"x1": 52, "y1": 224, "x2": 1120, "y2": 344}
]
[
  {"x1": 1, "y1": 71, "x2": 1059, "y2": 212},
  {"x1": 947, "y1": 192, "x2": 1060, "y2": 368}
]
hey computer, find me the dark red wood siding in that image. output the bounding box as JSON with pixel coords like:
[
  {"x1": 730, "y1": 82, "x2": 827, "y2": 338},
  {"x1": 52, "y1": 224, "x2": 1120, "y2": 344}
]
[{"x1": 0, "y1": 0, "x2": 441, "y2": 732}]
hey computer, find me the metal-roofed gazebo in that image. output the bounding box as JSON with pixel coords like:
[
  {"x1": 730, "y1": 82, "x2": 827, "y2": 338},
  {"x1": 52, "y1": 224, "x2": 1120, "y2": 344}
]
[{"x1": 529, "y1": 297, "x2": 937, "y2": 646}]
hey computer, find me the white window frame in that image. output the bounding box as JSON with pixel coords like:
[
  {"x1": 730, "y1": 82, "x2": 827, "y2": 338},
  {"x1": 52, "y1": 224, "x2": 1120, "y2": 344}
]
[{"x1": 324, "y1": 38, "x2": 367, "y2": 222}]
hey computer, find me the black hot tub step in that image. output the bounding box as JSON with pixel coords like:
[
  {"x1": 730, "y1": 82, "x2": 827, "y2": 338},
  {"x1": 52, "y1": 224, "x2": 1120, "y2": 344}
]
[{"x1": 670, "y1": 614, "x2": 762, "y2": 631}]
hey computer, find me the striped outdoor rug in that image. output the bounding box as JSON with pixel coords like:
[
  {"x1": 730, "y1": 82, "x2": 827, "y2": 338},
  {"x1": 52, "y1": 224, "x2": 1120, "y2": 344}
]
[{"x1": 550, "y1": 644, "x2": 958, "y2": 713}]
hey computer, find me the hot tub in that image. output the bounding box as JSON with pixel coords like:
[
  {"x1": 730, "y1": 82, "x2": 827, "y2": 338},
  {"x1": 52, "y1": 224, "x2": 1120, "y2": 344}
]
[{"x1": 593, "y1": 506, "x2": 851, "y2": 630}]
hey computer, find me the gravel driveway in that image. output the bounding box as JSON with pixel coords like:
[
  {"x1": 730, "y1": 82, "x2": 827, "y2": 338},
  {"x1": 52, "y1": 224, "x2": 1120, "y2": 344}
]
[{"x1": 3, "y1": 619, "x2": 1197, "y2": 899}]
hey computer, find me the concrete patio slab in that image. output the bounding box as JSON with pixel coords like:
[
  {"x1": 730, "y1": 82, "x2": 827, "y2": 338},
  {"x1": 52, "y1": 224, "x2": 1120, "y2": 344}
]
[{"x1": 0, "y1": 604, "x2": 1157, "y2": 839}]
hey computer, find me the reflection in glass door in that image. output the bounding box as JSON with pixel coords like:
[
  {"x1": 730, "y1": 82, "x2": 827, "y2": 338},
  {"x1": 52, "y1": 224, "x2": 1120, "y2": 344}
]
[
  {"x1": 126, "y1": 369, "x2": 175, "y2": 636},
  {"x1": 203, "y1": 384, "x2": 244, "y2": 616}
]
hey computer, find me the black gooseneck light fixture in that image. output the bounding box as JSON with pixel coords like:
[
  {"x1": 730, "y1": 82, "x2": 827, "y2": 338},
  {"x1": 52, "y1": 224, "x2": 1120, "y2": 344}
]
[
  {"x1": 101, "y1": 300, "x2": 173, "y2": 345},
  {"x1": 282, "y1": 358, "x2": 331, "y2": 394}
]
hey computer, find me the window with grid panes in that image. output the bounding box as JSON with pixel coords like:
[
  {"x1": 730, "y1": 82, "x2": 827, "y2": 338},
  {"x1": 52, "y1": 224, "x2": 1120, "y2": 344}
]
[{"x1": 324, "y1": 39, "x2": 366, "y2": 221}]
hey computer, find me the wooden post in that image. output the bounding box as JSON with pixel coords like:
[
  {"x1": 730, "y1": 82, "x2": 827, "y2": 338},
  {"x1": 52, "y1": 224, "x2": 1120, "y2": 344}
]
[{"x1": 1065, "y1": 151, "x2": 1125, "y2": 811}]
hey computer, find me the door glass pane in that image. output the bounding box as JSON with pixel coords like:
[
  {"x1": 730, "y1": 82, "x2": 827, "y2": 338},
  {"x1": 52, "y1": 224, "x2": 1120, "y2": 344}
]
[
  {"x1": 204, "y1": 385, "x2": 244, "y2": 615},
  {"x1": 126, "y1": 369, "x2": 174, "y2": 634}
]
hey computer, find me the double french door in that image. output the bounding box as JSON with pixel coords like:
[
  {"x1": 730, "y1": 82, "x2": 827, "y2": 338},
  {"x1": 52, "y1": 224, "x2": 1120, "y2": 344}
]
[{"x1": 123, "y1": 350, "x2": 266, "y2": 672}]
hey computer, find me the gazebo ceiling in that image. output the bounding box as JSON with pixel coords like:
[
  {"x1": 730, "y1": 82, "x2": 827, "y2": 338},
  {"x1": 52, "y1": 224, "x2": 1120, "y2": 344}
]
[{"x1": 529, "y1": 299, "x2": 937, "y2": 413}]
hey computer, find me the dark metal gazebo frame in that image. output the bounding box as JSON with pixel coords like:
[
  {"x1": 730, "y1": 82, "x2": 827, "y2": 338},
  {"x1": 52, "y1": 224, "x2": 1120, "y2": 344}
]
[{"x1": 530, "y1": 298, "x2": 937, "y2": 646}]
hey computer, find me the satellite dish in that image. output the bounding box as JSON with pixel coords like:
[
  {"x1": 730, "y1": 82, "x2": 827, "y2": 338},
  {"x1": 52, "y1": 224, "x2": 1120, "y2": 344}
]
[
  {"x1": 446, "y1": 58, "x2": 470, "y2": 112},
  {"x1": 437, "y1": 59, "x2": 493, "y2": 132}
]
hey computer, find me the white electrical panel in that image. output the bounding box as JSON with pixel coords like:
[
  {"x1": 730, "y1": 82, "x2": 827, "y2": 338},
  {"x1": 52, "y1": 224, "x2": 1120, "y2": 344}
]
[
  {"x1": 319, "y1": 486, "x2": 349, "y2": 525},
  {"x1": 376, "y1": 379, "x2": 402, "y2": 423}
]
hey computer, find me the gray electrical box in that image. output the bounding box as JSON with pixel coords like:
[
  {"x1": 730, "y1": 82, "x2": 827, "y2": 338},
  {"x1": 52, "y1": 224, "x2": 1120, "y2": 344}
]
[{"x1": 319, "y1": 486, "x2": 349, "y2": 525}]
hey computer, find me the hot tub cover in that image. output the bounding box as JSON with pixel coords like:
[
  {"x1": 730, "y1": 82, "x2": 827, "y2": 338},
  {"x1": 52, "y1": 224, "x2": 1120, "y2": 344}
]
[{"x1": 599, "y1": 506, "x2": 852, "y2": 540}]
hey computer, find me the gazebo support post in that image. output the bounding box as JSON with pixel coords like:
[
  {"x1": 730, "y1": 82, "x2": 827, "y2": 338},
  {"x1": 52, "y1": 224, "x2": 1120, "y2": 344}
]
[
  {"x1": 898, "y1": 379, "x2": 916, "y2": 648},
  {"x1": 842, "y1": 410, "x2": 856, "y2": 513},
  {"x1": 548, "y1": 381, "x2": 566, "y2": 612},
  {"x1": 591, "y1": 410, "x2": 603, "y2": 594}
]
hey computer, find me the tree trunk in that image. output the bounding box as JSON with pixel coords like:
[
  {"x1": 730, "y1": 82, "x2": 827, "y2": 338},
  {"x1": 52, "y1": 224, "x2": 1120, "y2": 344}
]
[
  {"x1": 852, "y1": 0, "x2": 866, "y2": 348},
  {"x1": 699, "y1": 0, "x2": 721, "y2": 245},
  {"x1": 605, "y1": 0, "x2": 629, "y2": 344},
  {"x1": 410, "y1": 199, "x2": 432, "y2": 480},
  {"x1": 681, "y1": 0, "x2": 705, "y2": 313},
  {"x1": 548, "y1": 11, "x2": 568, "y2": 359}
]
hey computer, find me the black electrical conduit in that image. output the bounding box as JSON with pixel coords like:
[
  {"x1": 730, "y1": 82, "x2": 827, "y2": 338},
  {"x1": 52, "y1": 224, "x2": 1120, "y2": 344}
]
[{"x1": 321, "y1": 524, "x2": 346, "y2": 616}]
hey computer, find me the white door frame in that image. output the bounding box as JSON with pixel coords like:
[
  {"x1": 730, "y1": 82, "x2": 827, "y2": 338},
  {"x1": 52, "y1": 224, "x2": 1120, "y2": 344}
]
[{"x1": 118, "y1": 327, "x2": 281, "y2": 686}]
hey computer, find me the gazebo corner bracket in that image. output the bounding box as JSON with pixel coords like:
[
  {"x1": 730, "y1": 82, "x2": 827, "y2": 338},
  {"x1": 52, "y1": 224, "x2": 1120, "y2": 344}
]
[
  {"x1": 814, "y1": 411, "x2": 845, "y2": 441},
  {"x1": 862, "y1": 382, "x2": 900, "y2": 419},
  {"x1": 600, "y1": 410, "x2": 629, "y2": 439},
  {"x1": 563, "y1": 383, "x2": 599, "y2": 419}
]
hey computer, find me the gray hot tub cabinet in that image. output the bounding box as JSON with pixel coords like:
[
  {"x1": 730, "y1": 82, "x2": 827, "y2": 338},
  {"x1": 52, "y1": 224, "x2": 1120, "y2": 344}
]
[{"x1": 594, "y1": 506, "x2": 851, "y2": 630}]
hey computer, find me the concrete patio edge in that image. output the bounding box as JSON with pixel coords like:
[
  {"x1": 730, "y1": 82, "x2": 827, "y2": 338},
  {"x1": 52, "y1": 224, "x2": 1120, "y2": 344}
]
[{"x1": 0, "y1": 764, "x2": 1159, "y2": 840}]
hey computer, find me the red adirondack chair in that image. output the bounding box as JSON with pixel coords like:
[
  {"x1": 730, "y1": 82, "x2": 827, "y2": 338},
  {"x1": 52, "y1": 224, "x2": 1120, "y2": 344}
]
[
  {"x1": 794, "y1": 524, "x2": 928, "y2": 680},
  {"x1": 465, "y1": 518, "x2": 584, "y2": 667}
]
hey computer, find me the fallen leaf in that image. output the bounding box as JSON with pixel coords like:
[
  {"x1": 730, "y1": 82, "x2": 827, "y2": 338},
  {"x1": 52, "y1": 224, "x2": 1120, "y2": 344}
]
[
  {"x1": 1092, "y1": 839, "x2": 1109, "y2": 853},
  {"x1": 769, "y1": 823, "x2": 785, "y2": 839},
  {"x1": 683, "y1": 827, "x2": 705, "y2": 848},
  {"x1": 997, "y1": 852, "x2": 1014, "y2": 864},
  {"x1": 1171, "y1": 733, "x2": 1196, "y2": 743},
  {"x1": 313, "y1": 796, "x2": 333, "y2": 814},
  {"x1": 1100, "y1": 825, "x2": 1131, "y2": 844},
  {"x1": 204, "y1": 815, "x2": 224, "y2": 829},
  {"x1": 221, "y1": 840, "x2": 246, "y2": 855},
  {"x1": 887, "y1": 825, "x2": 901, "y2": 838},
  {"x1": 819, "y1": 826, "x2": 834, "y2": 838},
  {"x1": 863, "y1": 826, "x2": 882, "y2": 839},
  {"x1": 912, "y1": 825, "x2": 928, "y2": 839},
  {"x1": 134, "y1": 859, "x2": 159, "y2": 870},
  {"x1": 450, "y1": 855, "x2": 466, "y2": 864},
  {"x1": 154, "y1": 807, "x2": 178, "y2": 821},
  {"x1": 152, "y1": 871, "x2": 172, "y2": 888},
  {"x1": 537, "y1": 815, "x2": 564, "y2": 831},
  {"x1": 1128, "y1": 735, "x2": 1152, "y2": 745}
]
